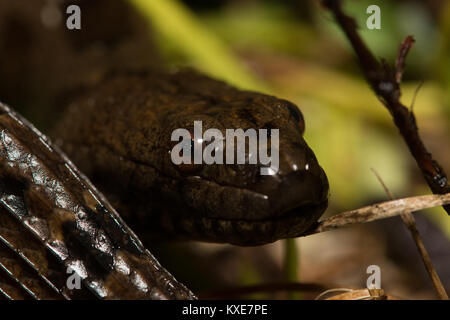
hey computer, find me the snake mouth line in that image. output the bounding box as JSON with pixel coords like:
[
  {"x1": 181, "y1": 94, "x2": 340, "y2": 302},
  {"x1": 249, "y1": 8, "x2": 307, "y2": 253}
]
[
  {"x1": 180, "y1": 200, "x2": 328, "y2": 246},
  {"x1": 193, "y1": 186, "x2": 329, "y2": 222},
  {"x1": 221, "y1": 200, "x2": 326, "y2": 223}
]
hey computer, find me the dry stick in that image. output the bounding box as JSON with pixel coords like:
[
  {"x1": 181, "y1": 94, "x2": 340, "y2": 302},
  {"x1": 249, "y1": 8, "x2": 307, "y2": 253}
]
[
  {"x1": 371, "y1": 169, "x2": 448, "y2": 300},
  {"x1": 322, "y1": 0, "x2": 450, "y2": 215},
  {"x1": 303, "y1": 192, "x2": 450, "y2": 235}
]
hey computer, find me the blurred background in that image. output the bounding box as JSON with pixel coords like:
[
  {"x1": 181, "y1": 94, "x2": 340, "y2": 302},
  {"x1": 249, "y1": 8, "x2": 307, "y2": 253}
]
[{"x1": 0, "y1": 0, "x2": 448, "y2": 299}]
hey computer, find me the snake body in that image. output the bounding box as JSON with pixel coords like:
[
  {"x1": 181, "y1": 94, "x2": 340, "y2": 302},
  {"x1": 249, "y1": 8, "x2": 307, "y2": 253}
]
[{"x1": 0, "y1": 102, "x2": 195, "y2": 299}]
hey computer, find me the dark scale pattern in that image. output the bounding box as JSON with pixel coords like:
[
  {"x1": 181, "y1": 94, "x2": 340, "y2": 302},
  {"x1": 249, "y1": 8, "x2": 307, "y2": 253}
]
[{"x1": 0, "y1": 103, "x2": 195, "y2": 300}]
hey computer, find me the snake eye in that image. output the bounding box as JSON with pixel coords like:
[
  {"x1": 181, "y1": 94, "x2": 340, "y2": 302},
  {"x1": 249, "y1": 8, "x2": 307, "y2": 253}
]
[
  {"x1": 284, "y1": 101, "x2": 305, "y2": 133},
  {"x1": 179, "y1": 139, "x2": 203, "y2": 174},
  {"x1": 172, "y1": 135, "x2": 204, "y2": 175}
]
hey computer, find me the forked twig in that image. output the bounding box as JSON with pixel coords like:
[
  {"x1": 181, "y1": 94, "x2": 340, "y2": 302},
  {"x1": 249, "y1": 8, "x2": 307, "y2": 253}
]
[
  {"x1": 395, "y1": 36, "x2": 416, "y2": 85},
  {"x1": 371, "y1": 169, "x2": 448, "y2": 300},
  {"x1": 322, "y1": 0, "x2": 450, "y2": 215}
]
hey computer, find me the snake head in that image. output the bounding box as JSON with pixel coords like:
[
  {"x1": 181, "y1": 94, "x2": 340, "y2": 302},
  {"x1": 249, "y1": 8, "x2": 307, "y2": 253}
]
[
  {"x1": 160, "y1": 75, "x2": 329, "y2": 245},
  {"x1": 55, "y1": 71, "x2": 329, "y2": 246}
]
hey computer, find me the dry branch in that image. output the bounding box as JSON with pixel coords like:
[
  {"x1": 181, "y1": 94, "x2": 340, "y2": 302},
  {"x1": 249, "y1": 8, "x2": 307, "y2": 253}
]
[
  {"x1": 322, "y1": 0, "x2": 450, "y2": 215},
  {"x1": 304, "y1": 193, "x2": 450, "y2": 235}
]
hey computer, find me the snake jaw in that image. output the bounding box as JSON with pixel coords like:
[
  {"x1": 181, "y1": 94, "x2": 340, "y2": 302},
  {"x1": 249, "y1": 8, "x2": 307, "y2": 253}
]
[{"x1": 173, "y1": 200, "x2": 328, "y2": 246}]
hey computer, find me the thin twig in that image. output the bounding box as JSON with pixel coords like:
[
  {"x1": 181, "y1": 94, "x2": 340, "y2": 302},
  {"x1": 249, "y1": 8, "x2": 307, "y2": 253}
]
[
  {"x1": 322, "y1": 0, "x2": 450, "y2": 215},
  {"x1": 303, "y1": 192, "x2": 450, "y2": 235},
  {"x1": 371, "y1": 169, "x2": 448, "y2": 300},
  {"x1": 284, "y1": 238, "x2": 300, "y2": 300},
  {"x1": 410, "y1": 80, "x2": 424, "y2": 114},
  {"x1": 395, "y1": 36, "x2": 416, "y2": 85},
  {"x1": 315, "y1": 288, "x2": 353, "y2": 300}
]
